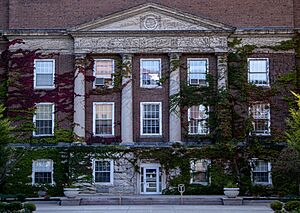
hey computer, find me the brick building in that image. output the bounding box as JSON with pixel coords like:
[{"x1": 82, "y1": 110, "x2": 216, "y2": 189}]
[{"x1": 0, "y1": 0, "x2": 299, "y2": 196}]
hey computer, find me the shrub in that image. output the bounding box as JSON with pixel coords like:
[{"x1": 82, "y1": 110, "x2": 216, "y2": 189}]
[
  {"x1": 23, "y1": 202, "x2": 37, "y2": 212},
  {"x1": 7, "y1": 201, "x2": 22, "y2": 211},
  {"x1": 251, "y1": 185, "x2": 274, "y2": 197},
  {"x1": 0, "y1": 202, "x2": 8, "y2": 211},
  {"x1": 285, "y1": 201, "x2": 300, "y2": 212},
  {"x1": 270, "y1": 200, "x2": 283, "y2": 211}
]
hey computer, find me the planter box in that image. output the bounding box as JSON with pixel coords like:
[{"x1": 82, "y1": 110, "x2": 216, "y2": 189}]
[
  {"x1": 63, "y1": 188, "x2": 80, "y2": 198},
  {"x1": 223, "y1": 188, "x2": 239, "y2": 198}
]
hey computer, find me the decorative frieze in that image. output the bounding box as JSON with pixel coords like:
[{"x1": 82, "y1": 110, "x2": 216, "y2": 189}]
[
  {"x1": 7, "y1": 37, "x2": 73, "y2": 54},
  {"x1": 74, "y1": 36, "x2": 228, "y2": 53}
]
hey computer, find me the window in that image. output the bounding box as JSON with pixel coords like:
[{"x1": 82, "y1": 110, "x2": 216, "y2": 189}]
[
  {"x1": 187, "y1": 58, "x2": 208, "y2": 86},
  {"x1": 93, "y1": 102, "x2": 114, "y2": 136},
  {"x1": 33, "y1": 103, "x2": 54, "y2": 136},
  {"x1": 251, "y1": 160, "x2": 272, "y2": 185},
  {"x1": 140, "y1": 59, "x2": 161, "y2": 87},
  {"x1": 248, "y1": 58, "x2": 269, "y2": 86},
  {"x1": 34, "y1": 59, "x2": 55, "y2": 89},
  {"x1": 32, "y1": 159, "x2": 54, "y2": 185},
  {"x1": 94, "y1": 59, "x2": 114, "y2": 87},
  {"x1": 140, "y1": 102, "x2": 162, "y2": 135},
  {"x1": 190, "y1": 159, "x2": 211, "y2": 185},
  {"x1": 188, "y1": 105, "x2": 209, "y2": 135},
  {"x1": 93, "y1": 159, "x2": 114, "y2": 184},
  {"x1": 250, "y1": 103, "x2": 270, "y2": 135}
]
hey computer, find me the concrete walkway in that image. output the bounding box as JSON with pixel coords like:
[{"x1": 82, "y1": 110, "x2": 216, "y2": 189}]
[{"x1": 35, "y1": 204, "x2": 273, "y2": 213}]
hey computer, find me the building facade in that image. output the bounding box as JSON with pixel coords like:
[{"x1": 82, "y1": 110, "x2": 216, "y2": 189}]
[{"x1": 0, "y1": 0, "x2": 299, "y2": 196}]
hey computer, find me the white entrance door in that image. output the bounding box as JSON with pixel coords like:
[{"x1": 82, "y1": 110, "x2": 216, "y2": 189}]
[{"x1": 140, "y1": 164, "x2": 162, "y2": 194}]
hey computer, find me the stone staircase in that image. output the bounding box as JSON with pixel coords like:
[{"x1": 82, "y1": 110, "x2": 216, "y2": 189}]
[{"x1": 76, "y1": 195, "x2": 224, "y2": 205}]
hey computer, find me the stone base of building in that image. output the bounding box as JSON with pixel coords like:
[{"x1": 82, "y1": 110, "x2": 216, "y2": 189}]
[{"x1": 222, "y1": 197, "x2": 243, "y2": 205}]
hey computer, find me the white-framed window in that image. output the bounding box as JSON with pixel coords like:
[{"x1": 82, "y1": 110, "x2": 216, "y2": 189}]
[
  {"x1": 140, "y1": 102, "x2": 162, "y2": 136},
  {"x1": 248, "y1": 58, "x2": 269, "y2": 86},
  {"x1": 34, "y1": 59, "x2": 55, "y2": 89},
  {"x1": 140, "y1": 59, "x2": 161, "y2": 87},
  {"x1": 188, "y1": 105, "x2": 209, "y2": 135},
  {"x1": 94, "y1": 59, "x2": 114, "y2": 87},
  {"x1": 33, "y1": 103, "x2": 55, "y2": 136},
  {"x1": 93, "y1": 102, "x2": 114, "y2": 136},
  {"x1": 32, "y1": 159, "x2": 54, "y2": 185},
  {"x1": 250, "y1": 103, "x2": 270, "y2": 135},
  {"x1": 190, "y1": 159, "x2": 211, "y2": 185},
  {"x1": 187, "y1": 58, "x2": 208, "y2": 86},
  {"x1": 250, "y1": 159, "x2": 272, "y2": 185},
  {"x1": 92, "y1": 159, "x2": 114, "y2": 184}
]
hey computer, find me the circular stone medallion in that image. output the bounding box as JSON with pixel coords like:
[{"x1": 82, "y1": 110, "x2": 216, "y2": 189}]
[{"x1": 143, "y1": 15, "x2": 158, "y2": 30}]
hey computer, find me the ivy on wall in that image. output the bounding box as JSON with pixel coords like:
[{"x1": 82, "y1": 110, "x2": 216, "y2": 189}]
[{"x1": 0, "y1": 33, "x2": 299, "y2": 197}]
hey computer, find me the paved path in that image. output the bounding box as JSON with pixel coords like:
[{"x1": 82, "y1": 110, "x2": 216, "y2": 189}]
[{"x1": 35, "y1": 204, "x2": 273, "y2": 213}]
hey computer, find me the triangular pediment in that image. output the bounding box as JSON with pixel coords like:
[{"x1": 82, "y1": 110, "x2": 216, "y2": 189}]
[{"x1": 71, "y1": 3, "x2": 233, "y2": 32}]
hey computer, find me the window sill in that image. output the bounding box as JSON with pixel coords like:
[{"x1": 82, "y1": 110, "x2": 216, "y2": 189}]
[
  {"x1": 140, "y1": 135, "x2": 163, "y2": 138},
  {"x1": 93, "y1": 135, "x2": 115, "y2": 138},
  {"x1": 33, "y1": 134, "x2": 54, "y2": 137},
  {"x1": 140, "y1": 85, "x2": 162, "y2": 89},
  {"x1": 34, "y1": 86, "x2": 56, "y2": 90},
  {"x1": 94, "y1": 183, "x2": 114, "y2": 186}
]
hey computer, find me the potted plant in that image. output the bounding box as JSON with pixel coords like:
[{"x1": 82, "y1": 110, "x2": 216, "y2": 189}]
[
  {"x1": 37, "y1": 186, "x2": 48, "y2": 198},
  {"x1": 63, "y1": 181, "x2": 80, "y2": 198},
  {"x1": 223, "y1": 181, "x2": 239, "y2": 198}
]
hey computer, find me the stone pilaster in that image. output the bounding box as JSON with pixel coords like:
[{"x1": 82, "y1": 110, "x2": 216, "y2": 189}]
[
  {"x1": 217, "y1": 54, "x2": 228, "y2": 90},
  {"x1": 73, "y1": 54, "x2": 86, "y2": 140},
  {"x1": 120, "y1": 54, "x2": 134, "y2": 145},
  {"x1": 169, "y1": 53, "x2": 181, "y2": 143}
]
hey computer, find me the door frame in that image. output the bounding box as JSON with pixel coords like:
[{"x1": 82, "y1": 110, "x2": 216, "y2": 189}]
[{"x1": 140, "y1": 163, "x2": 162, "y2": 194}]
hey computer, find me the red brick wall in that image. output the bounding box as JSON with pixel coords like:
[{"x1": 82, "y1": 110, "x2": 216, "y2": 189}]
[
  {"x1": 0, "y1": 0, "x2": 8, "y2": 29},
  {"x1": 8, "y1": 0, "x2": 294, "y2": 29},
  {"x1": 85, "y1": 55, "x2": 122, "y2": 144},
  {"x1": 294, "y1": 0, "x2": 300, "y2": 28},
  {"x1": 132, "y1": 54, "x2": 170, "y2": 143},
  {"x1": 180, "y1": 54, "x2": 217, "y2": 142}
]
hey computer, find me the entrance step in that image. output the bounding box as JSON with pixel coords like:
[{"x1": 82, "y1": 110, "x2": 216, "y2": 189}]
[{"x1": 78, "y1": 195, "x2": 224, "y2": 205}]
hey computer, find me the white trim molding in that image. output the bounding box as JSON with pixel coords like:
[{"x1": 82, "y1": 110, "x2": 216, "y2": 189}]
[
  {"x1": 33, "y1": 103, "x2": 55, "y2": 137},
  {"x1": 92, "y1": 159, "x2": 114, "y2": 185},
  {"x1": 140, "y1": 102, "x2": 162, "y2": 136},
  {"x1": 93, "y1": 102, "x2": 115, "y2": 136},
  {"x1": 33, "y1": 59, "x2": 55, "y2": 89}
]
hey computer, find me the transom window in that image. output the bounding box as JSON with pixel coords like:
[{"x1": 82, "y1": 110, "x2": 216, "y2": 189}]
[
  {"x1": 140, "y1": 59, "x2": 161, "y2": 87},
  {"x1": 248, "y1": 58, "x2": 269, "y2": 86},
  {"x1": 251, "y1": 160, "x2": 272, "y2": 185},
  {"x1": 34, "y1": 59, "x2": 55, "y2": 89},
  {"x1": 94, "y1": 59, "x2": 114, "y2": 87},
  {"x1": 250, "y1": 103, "x2": 270, "y2": 135},
  {"x1": 93, "y1": 159, "x2": 114, "y2": 184},
  {"x1": 190, "y1": 159, "x2": 211, "y2": 185},
  {"x1": 141, "y1": 102, "x2": 162, "y2": 135},
  {"x1": 187, "y1": 58, "x2": 208, "y2": 86},
  {"x1": 33, "y1": 103, "x2": 54, "y2": 136},
  {"x1": 188, "y1": 105, "x2": 209, "y2": 135},
  {"x1": 93, "y1": 102, "x2": 114, "y2": 136},
  {"x1": 32, "y1": 159, "x2": 53, "y2": 185}
]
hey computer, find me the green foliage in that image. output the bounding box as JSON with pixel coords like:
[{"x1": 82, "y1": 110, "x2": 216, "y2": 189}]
[
  {"x1": 286, "y1": 92, "x2": 300, "y2": 154},
  {"x1": 250, "y1": 185, "x2": 274, "y2": 197},
  {"x1": 0, "y1": 201, "x2": 36, "y2": 213},
  {"x1": 23, "y1": 203, "x2": 36, "y2": 212},
  {"x1": 285, "y1": 201, "x2": 300, "y2": 212},
  {"x1": 270, "y1": 200, "x2": 283, "y2": 211}
]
